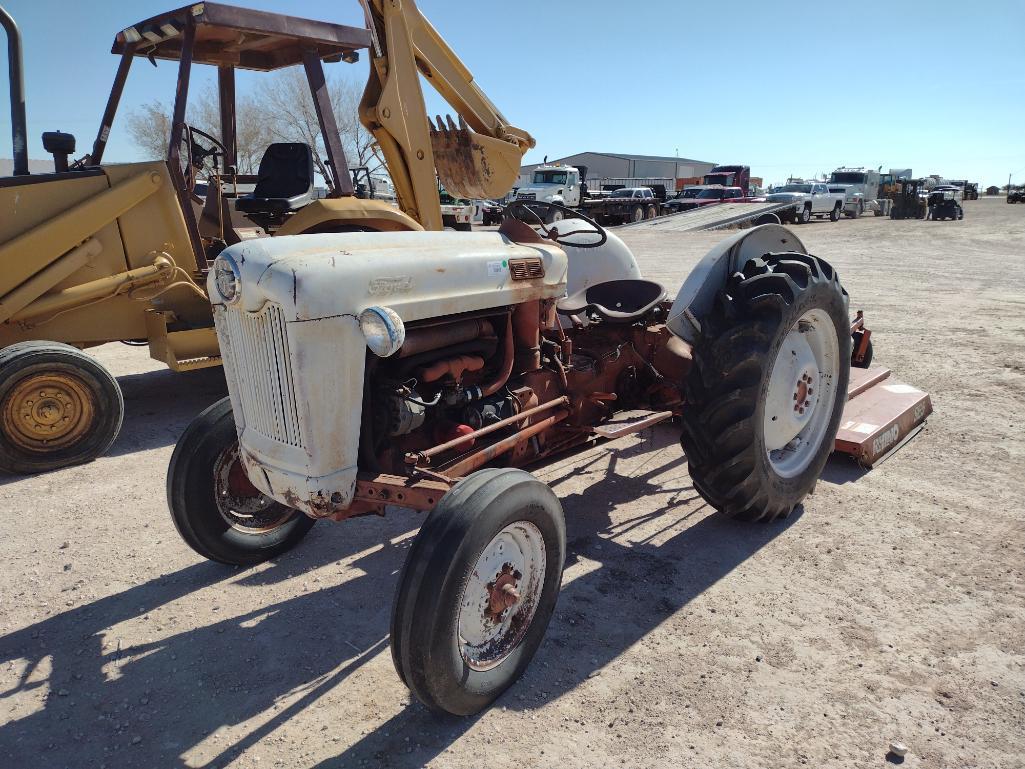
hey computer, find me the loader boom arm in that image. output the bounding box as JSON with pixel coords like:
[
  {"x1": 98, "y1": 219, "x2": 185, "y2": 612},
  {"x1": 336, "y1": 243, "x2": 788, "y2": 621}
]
[{"x1": 358, "y1": 0, "x2": 534, "y2": 230}]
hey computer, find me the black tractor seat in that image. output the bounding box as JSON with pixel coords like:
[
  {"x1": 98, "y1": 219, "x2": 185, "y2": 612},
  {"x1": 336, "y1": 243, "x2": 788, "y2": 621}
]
[
  {"x1": 557, "y1": 279, "x2": 667, "y2": 323},
  {"x1": 236, "y1": 142, "x2": 315, "y2": 219}
]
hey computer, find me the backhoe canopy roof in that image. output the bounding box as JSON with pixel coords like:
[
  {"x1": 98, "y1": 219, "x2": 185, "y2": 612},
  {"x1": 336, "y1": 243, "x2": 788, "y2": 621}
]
[{"x1": 112, "y1": 2, "x2": 371, "y2": 71}]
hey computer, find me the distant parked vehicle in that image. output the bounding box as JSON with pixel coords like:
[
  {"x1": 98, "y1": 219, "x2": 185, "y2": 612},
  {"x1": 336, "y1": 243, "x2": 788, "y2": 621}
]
[
  {"x1": 928, "y1": 187, "x2": 963, "y2": 220},
  {"x1": 514, "y1": 164, "x2": 665, "y2": 223},
  {"x1": 670, "y1": 185, "x2": 746, "y2": 212},
  {"x1": 1008, "y1": 186, "x2": 1025, "y2": 204},
  {"x1": 891, "y1": 179, "x2": 928, "y2": 219},
  {"x1": 662, "y1": 186, "x2": 703, "y2": 213},
  {"x1": 701, "y1": 164, "x2": 751, "y2": 195},
  {"x1": 478, "y1": 200, "x2": 503, "y2": 225},
  {"x1": 828, "y1": 167, "x2": 892, "y2": 217},
  {"x1": 440, "y1": 187, "x2": 473, "y2": 230},
  {"x1": 766, "y1": 182, "x2": 845, "y2": 224}
]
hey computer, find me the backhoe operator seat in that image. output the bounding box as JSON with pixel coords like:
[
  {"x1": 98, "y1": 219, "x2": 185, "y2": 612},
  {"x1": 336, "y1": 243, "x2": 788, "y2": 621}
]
[{"x1": 236, "y1": 143, "x2": 315, "y2": 219}]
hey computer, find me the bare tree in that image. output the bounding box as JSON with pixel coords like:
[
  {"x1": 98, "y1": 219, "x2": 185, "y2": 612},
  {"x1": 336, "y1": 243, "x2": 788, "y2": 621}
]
[
  {"x1": 260, "y1": 67, "x2": 383, "y2": 186},
  {"x1": 125, "y1": 87, "x2": 272, "y2": 174},
  {"x1": 190, "y1": 88, "x2": 272, "y2": 174},
  {"x1": 125, "y1": 101, "x2": 173, "y2": 160},
  {"x1": 124, "y1": 68, "x2": 381, "y2": 185}
]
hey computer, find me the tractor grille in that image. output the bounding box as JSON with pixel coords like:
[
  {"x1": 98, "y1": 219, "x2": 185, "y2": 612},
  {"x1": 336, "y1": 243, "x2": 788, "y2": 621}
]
[
  {"x1": 218, "y1": 303, "x2": 303, "y2": 448},
  {"x1": 508, "y1": 257, "x2": 545, "y2": 280}
]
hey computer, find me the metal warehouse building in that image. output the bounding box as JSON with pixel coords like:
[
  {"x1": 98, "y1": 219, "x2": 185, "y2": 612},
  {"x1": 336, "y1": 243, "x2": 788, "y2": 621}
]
[{"x1": 519, "y1": 152, "x2": 716, "y2": 187}]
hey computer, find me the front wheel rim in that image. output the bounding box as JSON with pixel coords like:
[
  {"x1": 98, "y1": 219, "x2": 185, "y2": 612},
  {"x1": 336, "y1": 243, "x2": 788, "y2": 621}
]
[
  {"x1": 213, "y1": 441, "x2": 295, "y2": 532},
  {"x1": 457, "y1": 521, "x2": 546, "y2": 671},
  {"x1": 762, "y1": 309, "x2": 840, "y2": 478}
]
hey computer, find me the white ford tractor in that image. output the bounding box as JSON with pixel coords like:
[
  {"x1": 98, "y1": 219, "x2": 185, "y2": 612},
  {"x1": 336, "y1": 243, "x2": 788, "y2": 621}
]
[{"x1": 168, "y1": 205, "x2": 854, "y2": 715}]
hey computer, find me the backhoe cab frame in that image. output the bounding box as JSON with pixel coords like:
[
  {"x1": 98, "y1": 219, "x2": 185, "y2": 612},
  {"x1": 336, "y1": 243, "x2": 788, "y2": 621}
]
[{"x1": 0, "y1": 3, "x2": 424, "y2": 474}]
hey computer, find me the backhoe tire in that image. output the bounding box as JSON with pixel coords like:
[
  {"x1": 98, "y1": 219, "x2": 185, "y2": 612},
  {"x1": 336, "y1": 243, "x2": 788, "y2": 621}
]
[
  {"x1": 679, "y1": 252, "x2": 851, "y2": 522},
  {"x1": 391, "y1": 468, "x2": 565, "y2": 716},
  {"x1": 167, "y1": 397, "x2": 315, "y2": 566},
  {"x1": 0, "y1": 342, "x2": 123, "y2": 475}
]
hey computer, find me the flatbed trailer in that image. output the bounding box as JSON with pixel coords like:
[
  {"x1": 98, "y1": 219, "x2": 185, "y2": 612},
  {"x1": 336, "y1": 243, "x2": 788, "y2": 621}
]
[{"x1": 617, "y1": 200, "x2": 793, "y2": 232}]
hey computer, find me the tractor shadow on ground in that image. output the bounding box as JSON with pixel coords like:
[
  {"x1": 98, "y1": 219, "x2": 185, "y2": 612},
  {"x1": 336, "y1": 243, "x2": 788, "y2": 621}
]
[
  {"x1": 108, "y1": 366, "x2": 228, "y2": 457},
  {"x1": 309, "y1": 425, "x2": 804, "y2": 769},
  {"x1": 0, "y1": 513, "x2": 421, "y2": 769},
  {"x1": 0, "y1": 426, "x2": 800, "y2": 769},
  {"x1": 819, "y1": 453, "x2": 870, "y2": 485}
]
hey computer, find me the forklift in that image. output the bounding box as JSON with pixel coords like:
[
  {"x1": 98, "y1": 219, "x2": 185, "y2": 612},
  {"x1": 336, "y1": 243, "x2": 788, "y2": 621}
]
[{"x1": 890, "y1": 179, "x2": 928, "y2": 220}]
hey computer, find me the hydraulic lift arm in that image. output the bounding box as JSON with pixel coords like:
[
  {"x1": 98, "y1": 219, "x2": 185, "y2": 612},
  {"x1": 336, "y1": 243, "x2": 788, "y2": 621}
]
[{"x1": 358, "y1": 0, "x2": 535, "y2": 230}]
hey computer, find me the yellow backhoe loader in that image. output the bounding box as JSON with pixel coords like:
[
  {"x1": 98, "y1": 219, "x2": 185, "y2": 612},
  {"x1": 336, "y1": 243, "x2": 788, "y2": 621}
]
[{"x1": 0, "y1": 0, "x2": 533, "y2": 473}]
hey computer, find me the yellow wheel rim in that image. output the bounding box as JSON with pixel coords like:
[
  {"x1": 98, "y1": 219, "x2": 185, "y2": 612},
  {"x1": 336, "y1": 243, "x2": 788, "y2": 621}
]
[{"x1": 2, "y1": 372, "x2": 95, "y2": 453}]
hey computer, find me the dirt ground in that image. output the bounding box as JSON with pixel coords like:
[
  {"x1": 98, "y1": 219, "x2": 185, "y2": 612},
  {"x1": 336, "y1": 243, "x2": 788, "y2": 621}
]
[{"x1": 2, "y1": 199, "x2": 1023, "y2": 769}]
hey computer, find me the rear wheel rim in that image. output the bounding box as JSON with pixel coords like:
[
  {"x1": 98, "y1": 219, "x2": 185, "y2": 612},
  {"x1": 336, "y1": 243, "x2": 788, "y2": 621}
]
[
  {"x1": 762, "y1": 309, "x2": 840, "y2": 478},
  {"x1": 457, "y1": 521, "x2": 546, "y2": 671},
  {"x1": 213, "y1": 441, "x2": 295, "y2": 532},
  {"x1": 2, "y1": 372, "x2": 95, "y2": 452}
]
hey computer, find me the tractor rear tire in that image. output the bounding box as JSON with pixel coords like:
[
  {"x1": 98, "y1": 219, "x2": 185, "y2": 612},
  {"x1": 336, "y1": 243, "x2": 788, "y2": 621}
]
[
  {"x1": 679, "y1": 253, "x2": 851, "y2": 522},
  {"x1": 167, "y1": 397, "x2": 315, "y2": 566},
  {"x1": 391, "y1": 468, "x2": 565, "y2": 715},
  {"x1": 0, "y1": 341, "x2": 123, "y2": 475}
]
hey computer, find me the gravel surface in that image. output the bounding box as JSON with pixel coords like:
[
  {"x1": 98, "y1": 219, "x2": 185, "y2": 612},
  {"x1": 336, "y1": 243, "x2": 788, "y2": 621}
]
[{"x1": 2, "y1": 198, "x2": 1023, "y2": 768}]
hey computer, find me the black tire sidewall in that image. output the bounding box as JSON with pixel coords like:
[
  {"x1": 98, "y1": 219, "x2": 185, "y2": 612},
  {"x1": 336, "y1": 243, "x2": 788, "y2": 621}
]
[
  {"x1": 0, "y1": 343, "x2": 123, "y2": 474},
  {"x1": 167, "y1": 397, "x2": 314, "y2": 565},
  {"x1": 394, "y1": 469, "x2": 566, "y2": 715}
]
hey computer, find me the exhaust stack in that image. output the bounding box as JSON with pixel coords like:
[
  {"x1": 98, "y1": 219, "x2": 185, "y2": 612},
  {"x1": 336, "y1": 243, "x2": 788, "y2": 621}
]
[{"x1": 1, "y1": 4, "x2": 28, "y2": 176}]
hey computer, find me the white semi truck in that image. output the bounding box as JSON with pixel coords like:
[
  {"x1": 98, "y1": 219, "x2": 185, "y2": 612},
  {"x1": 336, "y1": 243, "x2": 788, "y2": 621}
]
[
  {"x1": 827, "y1": 167, "x2": 892, "y2": 218},
  {"x1": 514, "y1": 164, "x2": 664, "y2": 224}
]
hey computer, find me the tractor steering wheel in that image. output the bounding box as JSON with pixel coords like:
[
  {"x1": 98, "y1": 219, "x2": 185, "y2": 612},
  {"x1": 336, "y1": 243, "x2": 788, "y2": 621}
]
[
  {"x1": 503, "y1": 201, "x2": 608, "y2": 249},
  {"x1": 177, "y1": 123, "x2": 229, "y2": 194}
]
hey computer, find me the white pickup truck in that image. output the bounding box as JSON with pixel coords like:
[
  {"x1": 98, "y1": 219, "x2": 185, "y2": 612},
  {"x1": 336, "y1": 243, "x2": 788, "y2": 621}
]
[{"x1": 766, "y1": 182, "x2": 845, "y2": 224}]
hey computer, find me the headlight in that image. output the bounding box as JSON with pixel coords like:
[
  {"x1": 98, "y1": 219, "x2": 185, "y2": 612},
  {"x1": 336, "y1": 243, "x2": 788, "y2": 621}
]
[
  {"x1": 358, "y1": 306, "x2": 405, "y2": 357},
  {"x1": 213, "y1": 253, "x2": 241, "y2": 304}
]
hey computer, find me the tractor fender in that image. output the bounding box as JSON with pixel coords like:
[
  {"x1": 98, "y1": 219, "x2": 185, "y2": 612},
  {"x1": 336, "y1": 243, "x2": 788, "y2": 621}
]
[{"x1": 666, "y1": 224, "x2": 811, "y2": 344}]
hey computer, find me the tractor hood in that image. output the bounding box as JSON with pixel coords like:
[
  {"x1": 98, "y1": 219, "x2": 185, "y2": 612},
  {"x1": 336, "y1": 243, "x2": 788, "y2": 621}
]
[
  {"x1": 208, "y1": 231, "x2": 569, "y2": 518},
  {"x1": 209, "y1": 231, "x2": 569, "y2": 323}
]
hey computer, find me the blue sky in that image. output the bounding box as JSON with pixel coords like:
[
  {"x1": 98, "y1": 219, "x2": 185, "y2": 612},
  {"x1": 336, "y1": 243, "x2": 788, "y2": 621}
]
[{"x1": 2, "y1": 0, "x2": 1023, "y2": 186}]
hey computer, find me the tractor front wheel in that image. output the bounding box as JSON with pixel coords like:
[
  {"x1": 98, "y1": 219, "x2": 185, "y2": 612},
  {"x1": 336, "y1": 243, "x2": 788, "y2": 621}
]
[
  {"x1": 391, "y1": 468, "x2": 566, "y2": 715},
  {"x1": 0, "y1": 342, "x2": 123, "y2": 474},
  {"x1": 679, "y1": 252, "x2": 851, "y2": 522},
  {"x1": 167, "y1": 397, "x2": 315, "y2": 565}
]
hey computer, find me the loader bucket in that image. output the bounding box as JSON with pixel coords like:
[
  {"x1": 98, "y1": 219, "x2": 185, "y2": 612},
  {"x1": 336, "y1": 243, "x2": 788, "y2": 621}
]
[{"x1": 431, "y1": 115, "x2": 524, "y2": 200}]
